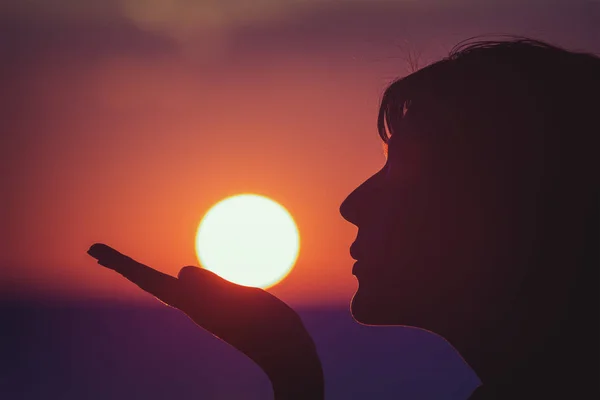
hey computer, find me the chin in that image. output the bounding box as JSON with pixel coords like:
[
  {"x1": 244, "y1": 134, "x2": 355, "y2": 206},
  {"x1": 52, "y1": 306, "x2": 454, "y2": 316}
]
[
  {"x1": 350, "y1": 288, "x2": 398, "y2": 326},
  {"x1": 350, "y1": 285, "x2": 438, "y2": 333}
]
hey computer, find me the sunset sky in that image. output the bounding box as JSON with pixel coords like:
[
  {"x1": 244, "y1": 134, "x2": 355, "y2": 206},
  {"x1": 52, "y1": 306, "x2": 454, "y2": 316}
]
[{"x1": 3, "y1": 0, "x2": 598, "y2": 306}]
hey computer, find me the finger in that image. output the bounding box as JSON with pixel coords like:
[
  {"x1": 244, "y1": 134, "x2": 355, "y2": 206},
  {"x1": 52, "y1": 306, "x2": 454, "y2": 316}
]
[
  {"x1": 87, "y1": 243, "x2": 135, "y2": 272},
  {"x1": 87, "y1": 243, "x2": 123, "y2": 261}
]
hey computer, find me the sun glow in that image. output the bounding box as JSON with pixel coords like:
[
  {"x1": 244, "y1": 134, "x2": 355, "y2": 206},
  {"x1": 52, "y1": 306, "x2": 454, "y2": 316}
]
[{"x1": 195, "y1": 194, "x2": 300, "y2": 288}]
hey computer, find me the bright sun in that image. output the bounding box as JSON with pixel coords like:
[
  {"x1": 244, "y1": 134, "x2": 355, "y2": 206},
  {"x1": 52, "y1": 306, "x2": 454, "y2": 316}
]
[{"x1": 195, "y1": 194, "x2": 300, "y2": 289}]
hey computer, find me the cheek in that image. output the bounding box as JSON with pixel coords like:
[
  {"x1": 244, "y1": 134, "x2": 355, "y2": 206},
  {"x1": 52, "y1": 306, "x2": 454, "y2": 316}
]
[
  {"x1": 357, "y1": 192, "x2": 400, "y2": 263},
  {"x1": 384, "y1": 189, "x2": 442, "y2": 263},
  {"x1": 392, "y1": 176, "x2": 481, "y2": 251},
  {"x1": 381, "y1": 187, "x2": 477, "y2": 294}
]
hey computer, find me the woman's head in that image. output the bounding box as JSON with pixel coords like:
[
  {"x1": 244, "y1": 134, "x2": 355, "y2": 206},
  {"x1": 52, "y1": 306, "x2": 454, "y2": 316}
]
[{"x1": 340, "y1": 38, "x2": 599, "y2": 380}]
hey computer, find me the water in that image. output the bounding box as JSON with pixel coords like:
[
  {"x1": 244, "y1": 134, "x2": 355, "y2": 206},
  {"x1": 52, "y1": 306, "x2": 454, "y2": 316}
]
[{"x1": 2, "y1": 300, "x2": 478, "y2": 399}]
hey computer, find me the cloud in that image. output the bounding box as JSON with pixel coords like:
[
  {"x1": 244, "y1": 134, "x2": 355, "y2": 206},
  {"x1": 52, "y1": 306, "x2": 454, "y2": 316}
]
[
  {"x1": 0, "y1": 0, "x2": 121, "y2": 21},
  {"x1": 117, "y1": 0, "x2": 600, "y2": 62},
  {"x1": 2, "y1": 0, "x2": 597, "y2": 67},
  {"x1": 1, "y1": 1, "x2": 424, "y2": 59}
]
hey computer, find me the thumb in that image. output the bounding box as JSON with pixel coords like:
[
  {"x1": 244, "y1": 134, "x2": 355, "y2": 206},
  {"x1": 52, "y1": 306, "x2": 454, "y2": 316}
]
[{"x1": 177, "y1": 266, "x2": 232, "y2": 290}]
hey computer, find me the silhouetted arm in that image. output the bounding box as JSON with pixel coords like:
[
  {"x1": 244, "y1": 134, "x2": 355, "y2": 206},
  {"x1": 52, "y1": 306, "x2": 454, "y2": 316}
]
[
  {"x1": 269, "y1": 363, "x2": 325, "y2": 400},
  {"x1": 88, "y1": 244, "x2": 324, "y2": 400}
]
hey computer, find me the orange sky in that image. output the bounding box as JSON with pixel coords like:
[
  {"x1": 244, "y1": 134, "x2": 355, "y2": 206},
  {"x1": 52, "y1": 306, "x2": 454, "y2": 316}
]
[
  {"x1": 3, "y1": 54, "x2": 389, "y2": 305},
  {"x1": 3, "y1": 0, "x2": 598, "y2": 306}
]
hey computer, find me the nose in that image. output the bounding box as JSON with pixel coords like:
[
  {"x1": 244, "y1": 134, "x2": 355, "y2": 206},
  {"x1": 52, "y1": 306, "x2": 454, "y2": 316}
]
[
  {"x1": 339, "y1": 169, "x2": 385, "y2": 226},
  {"x1": 339, "y1": 190, "x2": 358, "y2": 226}
]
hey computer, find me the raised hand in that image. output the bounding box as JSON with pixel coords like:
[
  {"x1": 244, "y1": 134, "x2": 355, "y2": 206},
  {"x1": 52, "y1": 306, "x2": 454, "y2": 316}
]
[{"x1": 87, "y1": 243, "x2": 324, "y2": 400}]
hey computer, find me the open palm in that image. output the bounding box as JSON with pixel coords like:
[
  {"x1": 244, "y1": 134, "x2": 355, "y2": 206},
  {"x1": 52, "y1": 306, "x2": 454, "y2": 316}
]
[{"x1": 87, "y1": 243, "x2": 324, "y2": 399}]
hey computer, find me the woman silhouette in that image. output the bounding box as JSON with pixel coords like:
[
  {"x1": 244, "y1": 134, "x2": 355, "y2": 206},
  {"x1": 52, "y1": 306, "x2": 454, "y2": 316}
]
[{"x1": 88, "y1": 38, "x2": 599, "y2": 399}]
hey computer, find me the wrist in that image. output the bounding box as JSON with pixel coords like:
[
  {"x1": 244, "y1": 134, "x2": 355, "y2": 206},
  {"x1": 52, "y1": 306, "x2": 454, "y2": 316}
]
[
  {"x1": 268, "y1": 359, "x2": 324, "y2": 400},
  {"x1": 271, "y1": 375, "x2": 324, "y2": 400}
]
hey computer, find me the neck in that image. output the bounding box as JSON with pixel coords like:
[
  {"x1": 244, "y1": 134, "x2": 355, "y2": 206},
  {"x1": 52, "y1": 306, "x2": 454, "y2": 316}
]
[
  {"x1": 468, "y1": 191, "x2": 599, "y2": 398},
  {"x1": 457, "y1": 304, "x2": 599, "y2": 399},
  {"x1": 467, "y1": 350, "x2": 597, "y2": 400}
]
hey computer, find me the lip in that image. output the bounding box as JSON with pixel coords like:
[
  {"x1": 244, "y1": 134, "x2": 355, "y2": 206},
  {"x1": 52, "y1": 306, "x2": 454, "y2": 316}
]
[
  {"x1": 352, "y1": 261, "x2": 362, "y2": 276},
  {"x1": 349, "y1": 242, "x2": 362, "y2": 260}
]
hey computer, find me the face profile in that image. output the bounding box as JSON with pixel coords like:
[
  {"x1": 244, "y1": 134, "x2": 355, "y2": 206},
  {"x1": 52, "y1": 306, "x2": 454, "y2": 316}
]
[
  {"x1": 340, "y1": 39, "x2": 599, "y2": 398},
  {"x1": 340, "y1": 116, "x2": 506, "y2": 337}
]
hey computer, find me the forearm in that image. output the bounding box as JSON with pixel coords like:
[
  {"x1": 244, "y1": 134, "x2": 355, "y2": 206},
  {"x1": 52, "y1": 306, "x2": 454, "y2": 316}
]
[
  {"x1": 271, "y1": 375, "x2": 325, "y2": 400},
  {"x1": 267, "y1": 352, "x2": 325, "y2": 400}
]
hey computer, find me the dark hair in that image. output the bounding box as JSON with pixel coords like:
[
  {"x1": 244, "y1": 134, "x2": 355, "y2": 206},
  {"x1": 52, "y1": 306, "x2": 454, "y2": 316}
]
[
  {"x1": 376, "y1": 39, "x2": 600, "y2": 213},
  {"x1": 377, "y1": 37, "x2": 600, "y2": 353},
  {"x1": 377, "y1": 38, "x2": 600, "y2": 144}
]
